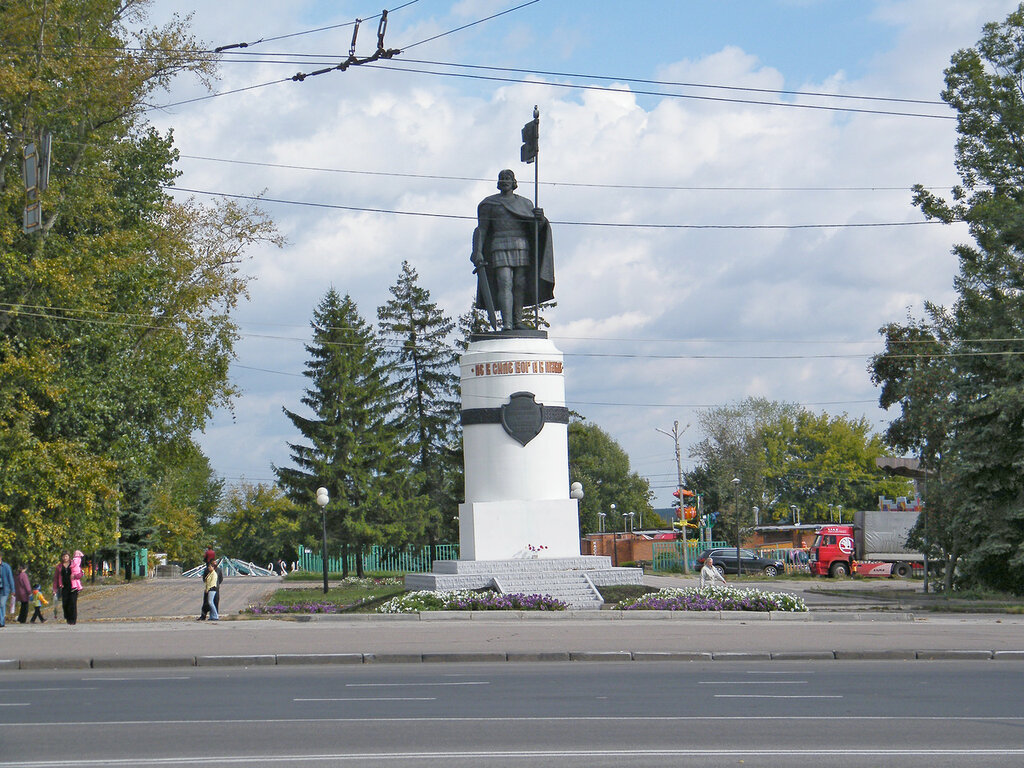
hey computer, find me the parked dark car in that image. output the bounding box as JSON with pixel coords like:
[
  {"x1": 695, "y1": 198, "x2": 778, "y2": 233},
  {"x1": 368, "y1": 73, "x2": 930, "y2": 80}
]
[{"x1": 695, "y1": 548, "x2": 785, "y2": 577}]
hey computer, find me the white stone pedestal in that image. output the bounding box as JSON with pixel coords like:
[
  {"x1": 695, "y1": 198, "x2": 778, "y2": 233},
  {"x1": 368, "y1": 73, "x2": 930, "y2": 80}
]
[
  {"x1": 404, "y1": 332, "x2": 641, "y2": 609},
  {"x1": 459, "y1": 333, "x2": 579, "y2": 560}
]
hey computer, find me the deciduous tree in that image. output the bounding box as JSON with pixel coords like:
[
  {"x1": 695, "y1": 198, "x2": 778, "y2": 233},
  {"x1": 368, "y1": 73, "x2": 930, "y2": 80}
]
[
  {"x1": 568, "y1": 419, "x2": 653, "y2": 533},
  {"x1": 0, "y1": 1, "x2": 279, "y2": 569}
]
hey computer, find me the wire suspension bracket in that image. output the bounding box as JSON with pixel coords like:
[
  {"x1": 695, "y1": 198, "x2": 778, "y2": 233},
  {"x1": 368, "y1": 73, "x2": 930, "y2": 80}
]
[{"x1": 291, "y1": 10, "x2": 401, "y2": 82}]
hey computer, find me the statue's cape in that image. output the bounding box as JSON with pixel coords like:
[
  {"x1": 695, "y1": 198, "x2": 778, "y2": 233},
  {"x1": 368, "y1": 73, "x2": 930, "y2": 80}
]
[{"x1": 472, "y1": 193, "x2": 555, "y2": 309}]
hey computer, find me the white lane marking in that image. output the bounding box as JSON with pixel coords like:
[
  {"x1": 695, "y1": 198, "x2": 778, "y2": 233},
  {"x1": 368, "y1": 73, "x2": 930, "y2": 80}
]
[
  {"x1": 293, "y1": 697, "x2": 437, "y2": 702},
  {"x1": 696, "y1": 684, "x2": 806, "y2": 688},
  {"x1": 344, "y1": 681, "x2": 489, "y2": 687},
  {"x1": 3, "y1": 714, "x2": 1023, "y2": 727},
  {"x1": 0, "y1": 692, "x2": 96, "y2": 696},
  {"x1": 747, "y1": 670, "x2": 815, "y2": 674},
  {"x1": 0, "y1": 703, "x2": 30, "y2": 707},
  {"x1": 1, "y1": 748, "x2": 1023, "y2": 765},
  {"x1": 86, "y1": 677, "x2": 190, "y2": 681},
  {"x1": 714, "y1": 694, "x2": 843, "y2": 699}
]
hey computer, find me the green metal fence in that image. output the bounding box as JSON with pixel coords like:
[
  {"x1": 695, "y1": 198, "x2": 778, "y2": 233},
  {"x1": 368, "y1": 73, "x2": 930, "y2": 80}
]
[
  {"x1": 652, "y1": 540, "x2": 729, "y2": 572},
  {"x1": 297, "y1": 544, "x2": 458, "y2": 575}
]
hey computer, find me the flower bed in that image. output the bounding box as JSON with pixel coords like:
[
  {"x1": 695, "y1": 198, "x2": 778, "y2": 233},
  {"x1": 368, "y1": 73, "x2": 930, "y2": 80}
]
[
  {"x1": 616, "y1": 585, "x2": 807, "y2": 612},
  {"x1": 247, "y1": 601, "x2": 345, "y2": 615},
  {"x1": 244, "y1": 577, "x2": 405, "y2": 615},
  {"x1": 377, "y1": 589, "x2": 567, "y2": 613}
]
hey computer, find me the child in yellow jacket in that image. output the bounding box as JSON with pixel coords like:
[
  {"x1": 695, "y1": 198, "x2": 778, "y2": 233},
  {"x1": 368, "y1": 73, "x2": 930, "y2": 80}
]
[{"x1": 29, "y1": 584, "x2": 48, "y2": 623}]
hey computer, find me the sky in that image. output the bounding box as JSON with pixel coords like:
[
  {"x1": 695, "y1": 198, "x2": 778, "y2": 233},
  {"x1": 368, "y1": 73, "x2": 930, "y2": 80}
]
[{"x1": 138, "y1": 0, "x2": 1021, "y2": 509}]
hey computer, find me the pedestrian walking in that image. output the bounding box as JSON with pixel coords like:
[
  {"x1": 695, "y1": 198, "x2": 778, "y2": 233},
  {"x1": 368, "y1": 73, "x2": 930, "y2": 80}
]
[
  {"x1": 197, "y1": 560, "x2": 219, "y2": 621},
  {"x1": 15, "y1": 564, "x2": 32, "y2": 623},
  {"x1": 52, "y1": 551, "x2": 84, "y2": 625},
  {"x1": 700, "y1": 555, "x2": 728, "y2": 588},
  {"x1": 0, "y1": 553, "x2": 14, "y2": 628},
  {"x1": 29, "y1": 584, "x2": 48, "y2": 623}
]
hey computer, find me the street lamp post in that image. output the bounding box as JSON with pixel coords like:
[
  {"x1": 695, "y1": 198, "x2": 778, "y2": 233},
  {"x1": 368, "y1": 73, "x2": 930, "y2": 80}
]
[
  {"x1": 732, "y1": 477, "x2": 741, "y2": 576},
  {"x1": 316, "y1": 487, "x2": 329, "y2": 595}
]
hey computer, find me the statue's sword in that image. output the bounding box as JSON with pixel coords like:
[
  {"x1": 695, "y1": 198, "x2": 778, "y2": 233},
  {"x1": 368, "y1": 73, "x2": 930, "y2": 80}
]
[{"x1": 472, "y1": 228, "x2": 499, "y2": 331}]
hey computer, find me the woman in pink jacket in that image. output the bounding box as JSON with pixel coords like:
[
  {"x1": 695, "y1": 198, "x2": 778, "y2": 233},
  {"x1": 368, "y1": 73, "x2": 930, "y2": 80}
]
[{"x1": 52, "y1": 551, "x2": 83, "y2": 625}]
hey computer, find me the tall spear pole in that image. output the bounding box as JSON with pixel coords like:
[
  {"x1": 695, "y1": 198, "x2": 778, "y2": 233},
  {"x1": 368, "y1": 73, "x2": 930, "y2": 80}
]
[{"x1": 532, "y1": 106, "x2": 540, "y2": 328}]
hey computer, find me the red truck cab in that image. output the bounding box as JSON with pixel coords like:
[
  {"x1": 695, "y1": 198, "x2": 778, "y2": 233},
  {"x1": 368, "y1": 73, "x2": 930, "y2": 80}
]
[{"x1": 808, "y1": 524, "x2": 856, "y2": 577}]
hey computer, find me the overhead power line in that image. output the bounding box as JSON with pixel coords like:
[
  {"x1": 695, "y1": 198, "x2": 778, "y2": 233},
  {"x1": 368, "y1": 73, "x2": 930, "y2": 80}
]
[
  {"x1": 212, "y1": 1, "x2": 419, "y2": 52},
  {"x1": 10, "y1": 300, "x2": 1013, "y2": 348},
  {"x1": 168, "y1": 184, "x2": 950, "y2": 230},
  {"x1": 148, "y1": 1, "x2": 540, "y2": 111},
  {"x1": 400, "y1": 0, "x2": 541, "y2": 50},
  {"x1": 4, "y1": 303, "x2": 1019, "y2": 361},
  {"x1": 367, "y1": 62, "x2": 955, "y2": 120},
  {"x1": 397, "y1": 58, "x2": 946, "y2": 106},
  {"x1": 176, "y1": 153, "x2": 951, "y2": 193}
]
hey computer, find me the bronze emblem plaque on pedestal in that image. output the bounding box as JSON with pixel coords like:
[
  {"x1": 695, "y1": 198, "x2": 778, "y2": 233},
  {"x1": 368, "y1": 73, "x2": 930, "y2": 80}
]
[{"x1": 500, "y1": 391, "x2": 545, "y2": 446}]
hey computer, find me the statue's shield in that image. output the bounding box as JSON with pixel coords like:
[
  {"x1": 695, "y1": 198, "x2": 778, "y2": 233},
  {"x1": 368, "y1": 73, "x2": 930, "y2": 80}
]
[{"x1": 501, "y1": 391, "x2": 544, "y2": 446}]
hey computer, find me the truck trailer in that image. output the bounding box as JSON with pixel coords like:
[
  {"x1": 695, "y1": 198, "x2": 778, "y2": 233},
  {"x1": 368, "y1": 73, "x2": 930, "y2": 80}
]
[{"x1": 808, "y1": 509, "x2": 923, "y2": 578}]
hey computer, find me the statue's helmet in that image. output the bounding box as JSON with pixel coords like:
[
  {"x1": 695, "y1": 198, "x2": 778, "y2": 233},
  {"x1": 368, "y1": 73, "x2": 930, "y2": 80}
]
[{"x1": 497, "y1": 169, "x2": 518, "y2": 190}]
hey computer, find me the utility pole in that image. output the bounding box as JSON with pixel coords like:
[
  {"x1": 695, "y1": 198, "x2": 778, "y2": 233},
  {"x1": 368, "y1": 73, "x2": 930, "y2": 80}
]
[{"x1": 656, "y1": 420, "x2": 690, "y2": 574}]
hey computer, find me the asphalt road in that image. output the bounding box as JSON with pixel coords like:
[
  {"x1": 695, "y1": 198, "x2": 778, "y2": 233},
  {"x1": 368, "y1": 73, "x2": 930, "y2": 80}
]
[{"x1": 0, "y1": 661, "x2": 1022, "y2": 767}]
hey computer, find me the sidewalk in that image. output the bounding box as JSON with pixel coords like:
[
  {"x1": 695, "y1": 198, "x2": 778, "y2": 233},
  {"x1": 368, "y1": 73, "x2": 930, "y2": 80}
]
[{"x1": 2, "y1": 575, "x2": 1020, "y2": 671}]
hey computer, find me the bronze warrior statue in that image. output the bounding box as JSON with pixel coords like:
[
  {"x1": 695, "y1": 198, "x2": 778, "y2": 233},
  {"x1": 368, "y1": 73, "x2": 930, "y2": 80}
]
[{"x1": 472, "y1": 169, "x2": 554, "y2": 331}]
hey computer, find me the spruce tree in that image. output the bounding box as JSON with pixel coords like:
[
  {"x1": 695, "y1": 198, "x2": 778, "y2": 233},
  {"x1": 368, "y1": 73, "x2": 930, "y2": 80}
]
[
  {"x1": 377, "y1": 262, "x2": 460, "y2": 548},
  {"x1": 872, "y1": 5, "x2": 1024, "y2": 593},
  {"x1": 275, "y1": 289, "x2": 417, "y2": 577}
]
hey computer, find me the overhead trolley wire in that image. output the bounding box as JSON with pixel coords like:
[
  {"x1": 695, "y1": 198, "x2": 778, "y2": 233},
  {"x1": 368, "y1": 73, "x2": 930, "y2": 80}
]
[
  {"x1": 396, "y1": 58, "x2": 947, "y2": 106},
  {"x1": 166, "y1": 184, "x2": 952, "y2": 230},
  {"x1": 148, "y1": 0, "x2": 539, "y2": 111},
  {"x1": 212, "y1": 0, "x2": 420, "y2": 52},
  {"x1": 175, "y1": 153, "x2": 952, "y2": 192},
  {"x1": 5, "y1": 303, "x2": 1018, "y2": 361},
  {"x1": 400, "y1": 0, "x2": 541, "y2": 50},
  {"x1": 367, "y1": 62, "x2": 955, "y2": 120}
]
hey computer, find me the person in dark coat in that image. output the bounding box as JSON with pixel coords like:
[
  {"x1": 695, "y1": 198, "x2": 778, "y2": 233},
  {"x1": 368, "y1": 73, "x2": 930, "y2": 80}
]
[{"x1": 15, "y1": 564, "x2": 32, "y2": 623}]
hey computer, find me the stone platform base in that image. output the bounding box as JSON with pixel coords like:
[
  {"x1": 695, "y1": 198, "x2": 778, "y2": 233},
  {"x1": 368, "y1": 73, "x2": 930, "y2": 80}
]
[{"x1": 404, "y1": 556, "x2": 644, "y2": 610}]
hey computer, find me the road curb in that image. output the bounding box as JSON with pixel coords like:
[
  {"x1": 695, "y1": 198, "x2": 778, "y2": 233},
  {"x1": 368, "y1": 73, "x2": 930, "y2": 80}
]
[
  {"x1": 771, "y1": 651, "x2": 837, "y2": 660},
  {"x1": 91, "y1": 656, "x2": 195, "y2": 669},
  {"x1": 275, "y1": 653, "x2": 363, "y2": 665},
  {"x1": 631, "y1": 651, "x2": 714, "y2": 661},
  {"x1": 834, "y1": 649, "x2": 916, "y2": 660},
  {"x1": 915, "y1": 650, "x2": 993, "y2": 660},
  {"x1": 196, "y1": 654, "x2": 276, "y2": 667},
  {"x1": 5, "y1": 649, "x2": 1024, "y2": 670}
]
